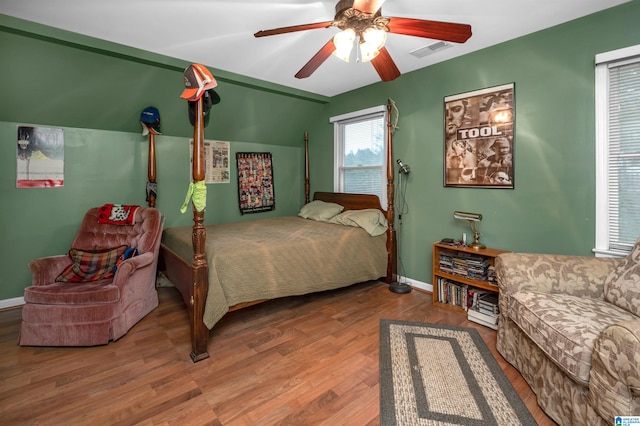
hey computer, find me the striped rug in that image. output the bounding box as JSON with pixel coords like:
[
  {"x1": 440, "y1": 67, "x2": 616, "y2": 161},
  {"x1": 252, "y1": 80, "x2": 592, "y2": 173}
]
[{"x1": 379, "y1": 319, "x2": 536, "y2": 425}]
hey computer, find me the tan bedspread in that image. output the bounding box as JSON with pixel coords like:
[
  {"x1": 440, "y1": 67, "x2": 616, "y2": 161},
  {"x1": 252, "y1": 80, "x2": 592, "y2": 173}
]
[{"x1": 161, "y1": 216, "x2": 387, "y2": 329}]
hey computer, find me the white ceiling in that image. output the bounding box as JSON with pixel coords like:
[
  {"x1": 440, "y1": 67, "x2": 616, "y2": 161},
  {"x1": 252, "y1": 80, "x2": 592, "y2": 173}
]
[{"x1": 1, "y1": 0, "x2": 630, "y2": 97}]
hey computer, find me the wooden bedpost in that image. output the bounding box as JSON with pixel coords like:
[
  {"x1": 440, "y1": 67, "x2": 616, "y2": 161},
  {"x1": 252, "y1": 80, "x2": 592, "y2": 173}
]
[
  {"x1": 304, "y1": 131, "x2": 310, "y2": 204},
  {"x1": 147, "y1": 132, "x2": 156, "y2": 207},
  {"x1": 386, "y1": 99, "x2": 397, "y2": 284},
  {"x1": 190, "y1": 96, "x2": 210, "y2": 362}
]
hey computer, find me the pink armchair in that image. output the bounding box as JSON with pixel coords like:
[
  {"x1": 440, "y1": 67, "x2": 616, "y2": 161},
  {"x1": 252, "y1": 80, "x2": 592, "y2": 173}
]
[{"x1": 19, "y1": 206, "x2": 163, "y2": 346}]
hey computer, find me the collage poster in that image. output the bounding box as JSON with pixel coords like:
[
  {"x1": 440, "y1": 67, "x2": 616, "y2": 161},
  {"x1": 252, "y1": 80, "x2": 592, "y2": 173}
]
[
  {"x1": 444, "y1": 83, "x2": 515, "y2": 188},
  {"x1": 16, "y1": 126, "x2": 64, "y2": 188},
  {"x1": 236, "y1": 152, "x2": 275, "y2": 214}
]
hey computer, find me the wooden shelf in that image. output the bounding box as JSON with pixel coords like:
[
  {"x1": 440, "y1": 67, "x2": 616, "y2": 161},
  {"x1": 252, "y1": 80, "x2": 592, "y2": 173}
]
[
  {"x1": 432, "y1": 242, "x2": 509, "y2": 314},
  {"x1": 434, "y1": 271, "x2": 499, "y2": 292}
]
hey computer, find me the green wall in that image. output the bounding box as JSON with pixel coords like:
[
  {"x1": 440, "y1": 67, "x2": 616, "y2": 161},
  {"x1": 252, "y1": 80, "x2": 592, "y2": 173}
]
[
  {"x1": 307, "y1": 2, "x2": 640, "y2": 285},
  {"x1": 0, "y1": 15, "x2": 325, "y2": 301},
  {"x1": 1, "y1": 3, "x2": 639, "y2": 301}
]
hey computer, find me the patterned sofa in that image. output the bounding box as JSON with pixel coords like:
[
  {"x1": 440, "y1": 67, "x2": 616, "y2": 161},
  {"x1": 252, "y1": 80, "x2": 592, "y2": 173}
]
[{"x1": 495, "y1": 244, "x2": 640, "y2": 425}]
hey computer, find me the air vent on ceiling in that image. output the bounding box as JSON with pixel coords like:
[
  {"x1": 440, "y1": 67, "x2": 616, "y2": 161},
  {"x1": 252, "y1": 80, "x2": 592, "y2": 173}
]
[{"x1": 409, "y1": 41, "x2": 452, "y2": 58}]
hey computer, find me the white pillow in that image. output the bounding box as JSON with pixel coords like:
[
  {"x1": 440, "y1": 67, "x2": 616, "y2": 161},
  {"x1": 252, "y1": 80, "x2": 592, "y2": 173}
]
[{"x1": 298, "y1": 200, "x2": 344, "y2": 221}]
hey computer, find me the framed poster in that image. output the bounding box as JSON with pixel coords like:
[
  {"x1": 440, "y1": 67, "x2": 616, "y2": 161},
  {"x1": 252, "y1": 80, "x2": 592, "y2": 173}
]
[
  {"x1": 236, "y1": 152, "x2": 275, "y2": 214},
  {"x1": 16, "y1": 126, "x2": 64, "y2": 188},
  {"x1": 444, "y1": 83, "x2": 515, "y2": 188}
]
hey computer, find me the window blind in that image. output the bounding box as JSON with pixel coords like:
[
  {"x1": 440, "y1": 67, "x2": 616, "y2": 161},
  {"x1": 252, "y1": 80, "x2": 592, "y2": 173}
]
[
  {"x1": 331, "y1": 106, "x2": 387, "y2": 208},
  {"x1": 607, "y1": 57, "x2": 640, "y2": 250}
]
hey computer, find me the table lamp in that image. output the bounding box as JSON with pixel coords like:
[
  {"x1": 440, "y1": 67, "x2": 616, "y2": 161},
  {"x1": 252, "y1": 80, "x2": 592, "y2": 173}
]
[{"x1": 453, "y1": 211, "x2": 485, "y2": 249}]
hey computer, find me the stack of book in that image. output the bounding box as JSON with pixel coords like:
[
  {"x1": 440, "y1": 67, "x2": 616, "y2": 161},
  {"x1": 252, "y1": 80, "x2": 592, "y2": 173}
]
[
  {"x1": 467, "y1": 290, "x2": 499, "y2": 330},
  {"x1": 437, "y1": 277, "x2": 468, "y2": 309}
]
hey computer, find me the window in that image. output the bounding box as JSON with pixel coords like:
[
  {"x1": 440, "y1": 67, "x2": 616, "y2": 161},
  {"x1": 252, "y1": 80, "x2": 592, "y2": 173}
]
[
  {"x1": 330, "y1": 105, "x2": 388, "y2": 209},
  {"x1": 595, "y1": 45, "x2": 640, "y2": 256}
]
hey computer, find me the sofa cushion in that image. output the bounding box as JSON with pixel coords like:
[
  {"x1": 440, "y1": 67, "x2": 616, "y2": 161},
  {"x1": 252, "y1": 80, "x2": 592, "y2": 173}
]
[
  {"x1": 56, "y1": 246, "x2": 127, "y2": 283},
  {"x1": 24, "y1": 281, "x2": 120, "y2": 305},
  {"x1": 604, "y1": 238, "x2": 640, "y2": 317},
  {"x1": 506, "y1": 290, "x2": 637, "y2": 385}
]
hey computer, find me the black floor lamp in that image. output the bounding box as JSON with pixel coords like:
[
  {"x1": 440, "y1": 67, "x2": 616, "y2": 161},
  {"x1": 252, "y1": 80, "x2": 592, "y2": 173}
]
[{"x1": 389, "y1": 159, "x2": 412, "y2": 294}]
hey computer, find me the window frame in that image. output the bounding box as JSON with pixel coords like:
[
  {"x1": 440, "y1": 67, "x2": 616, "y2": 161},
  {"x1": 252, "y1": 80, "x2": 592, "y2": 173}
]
[
  {"x1": 330, "y1": 105, "x2": 388, "y2": 209},
  {"x1": 594, "y1": 44, "x2": 640, "y2": 257}
]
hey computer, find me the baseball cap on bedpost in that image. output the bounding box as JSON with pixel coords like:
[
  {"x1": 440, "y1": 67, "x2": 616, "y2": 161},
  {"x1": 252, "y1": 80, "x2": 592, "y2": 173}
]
[
  {"x1": 181, "y1": 64, "x2": 218, "y2": 101},
  {"x1": 140, "y1": 106, "x2": 161, "y2": 136},
  {"x1": 189, "y1": 88, "x2": 221, "y2": 127}
]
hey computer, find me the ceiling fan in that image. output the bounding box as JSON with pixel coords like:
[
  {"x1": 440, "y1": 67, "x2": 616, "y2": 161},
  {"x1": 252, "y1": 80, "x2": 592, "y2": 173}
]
[{"x1": 254, "y1": 0, "x2": 472, "y2": 82}]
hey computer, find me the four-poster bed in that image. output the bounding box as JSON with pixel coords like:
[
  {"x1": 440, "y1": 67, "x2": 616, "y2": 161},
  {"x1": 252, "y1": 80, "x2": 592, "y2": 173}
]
[{"x1": 154, "y1": 98, "x2": 398, "y2": 362}]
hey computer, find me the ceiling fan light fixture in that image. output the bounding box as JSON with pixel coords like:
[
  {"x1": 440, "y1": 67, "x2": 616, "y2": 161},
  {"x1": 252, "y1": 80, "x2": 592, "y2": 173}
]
[
  {"x1": 359, "y1": 26, "x2": 385, "y2": 62},
  {"x1": 362, "y1": 26, "x2": 386, "y2": 50},
  {"x1": 255, "y1": 0, "x2": 471, "y2": 82},
  {"x1": 359, "y1": 41, "x2": 380, "y2": 62},
  {"x1": 333, "y1": 28, "x2": 356, "y2": 62}
]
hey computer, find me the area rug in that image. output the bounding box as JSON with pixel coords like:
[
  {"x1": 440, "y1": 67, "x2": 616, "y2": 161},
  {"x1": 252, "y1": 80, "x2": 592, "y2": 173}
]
[{"x1": 379, "y1": 319, "x2": 536, "y2": 425}]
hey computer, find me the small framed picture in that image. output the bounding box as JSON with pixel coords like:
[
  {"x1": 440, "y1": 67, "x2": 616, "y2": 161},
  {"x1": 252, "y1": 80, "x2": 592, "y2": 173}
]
[{"x1": 444, "y1": 83, "x2": 515, "y2": 188}]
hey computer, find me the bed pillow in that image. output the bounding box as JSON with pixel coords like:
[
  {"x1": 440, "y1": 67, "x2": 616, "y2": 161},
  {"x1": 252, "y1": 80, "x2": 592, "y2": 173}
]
[
  {"x1": 298, "y1": 200, "x2": 344, "y2": 221},
  {"x1": 56, "y1": 245, "x2": 127, "y2": 283},
  {"x1": 329, "y1": 209, "x2": 388, "y2": 236}
]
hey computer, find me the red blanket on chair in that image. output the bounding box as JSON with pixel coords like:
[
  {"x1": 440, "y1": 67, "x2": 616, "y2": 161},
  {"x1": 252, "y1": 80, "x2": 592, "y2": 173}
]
[{"x1": 98, "y1": 204, "x2": 140, "y2": 225}]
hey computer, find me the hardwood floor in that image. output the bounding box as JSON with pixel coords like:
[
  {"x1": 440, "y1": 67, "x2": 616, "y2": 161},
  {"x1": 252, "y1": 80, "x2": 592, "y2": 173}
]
[{"x1": 0, "y1": 282, "x2": 556, "y2": 425}]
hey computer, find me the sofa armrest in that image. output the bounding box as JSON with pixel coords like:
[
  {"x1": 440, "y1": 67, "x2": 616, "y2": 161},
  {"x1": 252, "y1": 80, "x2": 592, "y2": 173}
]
[
  {"x1": 110, "y1": 252, "x2": 157, "y2": 307},
  {"x1": 589, "y1": 320, "x2": 640, "y2": 418},
  {"x1": 112, "y1": 252, "x2": 153, "y2": 282},
  {"x1": 496, "y1": 252, "x2": 622, "y2": 299},
  {"x1": 28, "y1": 255, "x2": 72, "y2": 286}
]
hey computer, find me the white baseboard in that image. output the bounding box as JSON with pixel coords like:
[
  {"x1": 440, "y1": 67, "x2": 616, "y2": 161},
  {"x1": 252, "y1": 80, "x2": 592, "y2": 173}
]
[
  {"x1": 0, "y1": 297, "x2": 24, "y2": 310},
  {"x1": 396, "y1": 276, "x2": 432, "y2": 293}
]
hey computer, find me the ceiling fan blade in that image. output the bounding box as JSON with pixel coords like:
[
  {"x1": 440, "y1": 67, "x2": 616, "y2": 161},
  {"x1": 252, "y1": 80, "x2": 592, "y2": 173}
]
[
  {"x1": 295, "y1": 39, "x2": 336, "y2": 79},
  {"x1": 387, "y1": 17, "x2": 472, "y2": 43},
  {"x1": 371, "y1": 47, "x2": 400, "y2": 82},
  {"x1": 254, "y1": 21, "x2": 334, "y2": 38},
  {"x1": 352, "y1": 0, "x2": 386, "y2": 14}
]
